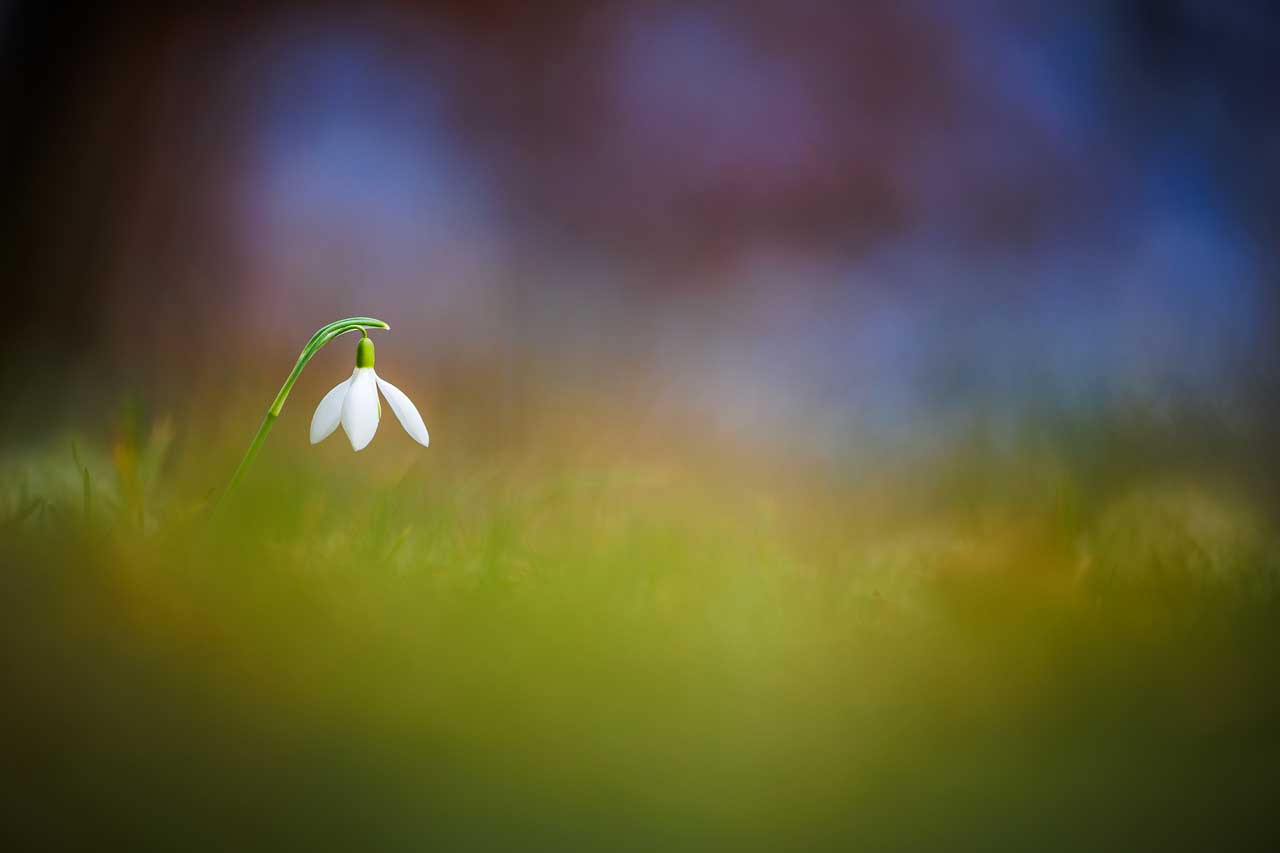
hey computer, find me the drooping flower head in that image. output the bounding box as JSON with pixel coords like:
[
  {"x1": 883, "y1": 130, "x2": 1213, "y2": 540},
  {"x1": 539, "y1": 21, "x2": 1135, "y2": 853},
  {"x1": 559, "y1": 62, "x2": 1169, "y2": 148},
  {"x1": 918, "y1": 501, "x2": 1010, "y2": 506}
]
[{"x1": 309, "y1": 332, "x2": 429, "y2": 451}]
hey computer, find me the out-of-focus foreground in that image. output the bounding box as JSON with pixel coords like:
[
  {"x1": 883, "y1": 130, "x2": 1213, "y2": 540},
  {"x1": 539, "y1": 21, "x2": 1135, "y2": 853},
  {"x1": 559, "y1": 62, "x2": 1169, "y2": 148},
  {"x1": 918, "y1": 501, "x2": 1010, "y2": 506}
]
[{"x1": 2, "y1": 395, "x2": 1278, "y2": 850}]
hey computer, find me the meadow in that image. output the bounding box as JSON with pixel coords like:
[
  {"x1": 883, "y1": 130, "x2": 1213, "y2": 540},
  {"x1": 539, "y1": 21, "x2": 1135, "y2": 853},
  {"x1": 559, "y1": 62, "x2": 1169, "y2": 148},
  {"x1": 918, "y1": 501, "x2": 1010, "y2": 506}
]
[{"x1": 2, "y1": 389, "x2": 1278, "y2": 850}]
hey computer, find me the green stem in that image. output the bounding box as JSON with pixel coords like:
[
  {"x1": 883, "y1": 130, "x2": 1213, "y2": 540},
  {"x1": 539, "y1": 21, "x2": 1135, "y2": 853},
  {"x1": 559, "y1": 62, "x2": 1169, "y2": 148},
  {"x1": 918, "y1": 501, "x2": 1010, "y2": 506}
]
[{"x1": 217, "y1": 317, "x2": 389, "y2": 507}]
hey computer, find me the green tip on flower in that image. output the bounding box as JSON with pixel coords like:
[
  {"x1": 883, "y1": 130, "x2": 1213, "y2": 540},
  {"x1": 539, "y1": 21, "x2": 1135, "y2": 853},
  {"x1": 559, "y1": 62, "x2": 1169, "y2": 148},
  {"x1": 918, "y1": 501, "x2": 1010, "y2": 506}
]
[
  {"x1": 219, "y1": 315, "x2": 394, "y2": 508},
  {"x1": 356, "y1": 334, "x2": 375, "y2": 368}
]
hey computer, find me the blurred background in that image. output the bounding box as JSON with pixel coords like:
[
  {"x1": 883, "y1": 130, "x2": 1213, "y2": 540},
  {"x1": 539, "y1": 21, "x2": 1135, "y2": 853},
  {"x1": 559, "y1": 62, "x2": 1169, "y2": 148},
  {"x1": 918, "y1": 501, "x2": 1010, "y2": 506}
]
[
  {"x1": 4, "y1": 2, "x2": 1280, "y2": 850},
  {"x1": 4, "y1": 0, "x2": 1279, "y2": 484}
]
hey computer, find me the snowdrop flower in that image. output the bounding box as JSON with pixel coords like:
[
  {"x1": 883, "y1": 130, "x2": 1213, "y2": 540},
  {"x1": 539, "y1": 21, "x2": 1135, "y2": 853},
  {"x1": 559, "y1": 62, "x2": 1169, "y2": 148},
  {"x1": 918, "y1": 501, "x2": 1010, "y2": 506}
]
[
  {"x1": 218, "y1": 317, "x2": 426, "y2": 508},
  {"x1": 310, "y1": 332, "x2": 429, "y2": 451}
]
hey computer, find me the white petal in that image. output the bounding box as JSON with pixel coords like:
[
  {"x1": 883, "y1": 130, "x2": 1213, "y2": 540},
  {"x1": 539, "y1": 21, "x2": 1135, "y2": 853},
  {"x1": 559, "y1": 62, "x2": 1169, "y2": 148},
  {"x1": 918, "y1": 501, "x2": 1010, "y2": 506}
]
[
  {"x1": 310, "y1": 372, "x2": 354, "y2": 444},
  {"x1": 341, "y1": 368, "x2": 380, "y2": 451},
  {"x1": 376, "y1": 377, "x2": 430, "y2": 447}
]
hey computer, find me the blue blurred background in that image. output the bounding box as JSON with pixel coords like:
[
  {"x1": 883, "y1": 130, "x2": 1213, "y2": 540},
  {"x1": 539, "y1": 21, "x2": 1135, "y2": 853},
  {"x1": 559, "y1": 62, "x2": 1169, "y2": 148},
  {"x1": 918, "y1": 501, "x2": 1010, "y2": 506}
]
[{"x1": 2, "y1": 0, "x2": 1278, "y2": 474}]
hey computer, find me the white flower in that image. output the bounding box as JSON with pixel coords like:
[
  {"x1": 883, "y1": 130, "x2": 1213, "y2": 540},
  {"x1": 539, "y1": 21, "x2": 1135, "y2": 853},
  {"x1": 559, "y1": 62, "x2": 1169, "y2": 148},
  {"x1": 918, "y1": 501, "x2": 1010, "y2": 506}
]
[{"x1": 309, "y1": 337, "x2": 429, "y2": 451}]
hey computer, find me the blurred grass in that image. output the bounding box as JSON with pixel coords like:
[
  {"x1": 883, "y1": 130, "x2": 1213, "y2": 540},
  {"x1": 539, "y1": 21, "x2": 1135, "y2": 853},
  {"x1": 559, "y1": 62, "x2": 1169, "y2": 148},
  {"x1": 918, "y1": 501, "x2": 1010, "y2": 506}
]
[{"x1": 2, "y1": 397, "x2": 1279, "y2": 850}]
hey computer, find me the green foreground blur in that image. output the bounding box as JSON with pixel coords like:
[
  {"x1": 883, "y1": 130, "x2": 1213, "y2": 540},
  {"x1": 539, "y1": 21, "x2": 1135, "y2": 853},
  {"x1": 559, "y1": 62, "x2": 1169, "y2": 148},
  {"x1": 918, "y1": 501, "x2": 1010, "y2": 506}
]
[{"x1": 2, "y1": 399, "x2": 1278, "y2": 851}]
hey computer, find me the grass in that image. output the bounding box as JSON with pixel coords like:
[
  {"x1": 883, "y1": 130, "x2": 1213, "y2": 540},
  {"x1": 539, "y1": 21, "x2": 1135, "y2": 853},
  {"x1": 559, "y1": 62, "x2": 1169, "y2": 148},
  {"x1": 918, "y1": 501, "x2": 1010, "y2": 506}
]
[{"x1": 2, "y1": 395, "x2": 1279, "y2": 850}]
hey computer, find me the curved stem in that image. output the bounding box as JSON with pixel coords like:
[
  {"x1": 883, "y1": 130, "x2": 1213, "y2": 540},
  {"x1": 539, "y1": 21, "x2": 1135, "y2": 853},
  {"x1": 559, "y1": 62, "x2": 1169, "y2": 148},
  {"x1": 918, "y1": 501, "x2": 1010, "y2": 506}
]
[{"x1": 218, "y1": 317, "x2": 390, "y2": 508}]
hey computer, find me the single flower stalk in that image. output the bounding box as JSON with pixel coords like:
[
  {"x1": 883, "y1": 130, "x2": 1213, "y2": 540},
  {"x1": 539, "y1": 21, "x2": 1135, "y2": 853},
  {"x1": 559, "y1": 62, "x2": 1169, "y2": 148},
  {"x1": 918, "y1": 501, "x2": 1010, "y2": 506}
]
[
  {"x1": 310, "y1": 332, "x2": 429, "y2": 451},
  {"x1": 217, "y1": 316, "x2": 428, "y2": 510}
]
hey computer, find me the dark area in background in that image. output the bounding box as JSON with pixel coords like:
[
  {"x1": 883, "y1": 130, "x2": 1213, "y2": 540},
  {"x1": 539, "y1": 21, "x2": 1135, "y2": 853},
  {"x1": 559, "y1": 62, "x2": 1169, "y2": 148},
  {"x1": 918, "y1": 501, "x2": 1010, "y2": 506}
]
[{"x1": 2, "y1": 1, "x2": 1279, "y2": 497}]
